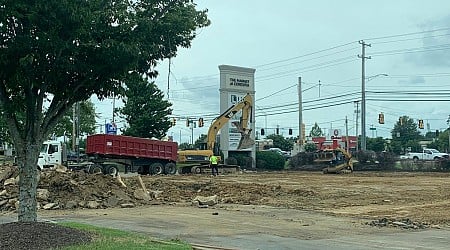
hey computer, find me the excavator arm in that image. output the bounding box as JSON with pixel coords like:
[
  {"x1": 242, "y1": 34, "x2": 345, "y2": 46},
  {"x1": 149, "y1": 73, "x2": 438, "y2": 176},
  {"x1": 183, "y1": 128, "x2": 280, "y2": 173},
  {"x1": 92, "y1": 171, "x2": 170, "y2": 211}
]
[{"x1": 206, "y1": 94, "x2": 254, "y2": 151}]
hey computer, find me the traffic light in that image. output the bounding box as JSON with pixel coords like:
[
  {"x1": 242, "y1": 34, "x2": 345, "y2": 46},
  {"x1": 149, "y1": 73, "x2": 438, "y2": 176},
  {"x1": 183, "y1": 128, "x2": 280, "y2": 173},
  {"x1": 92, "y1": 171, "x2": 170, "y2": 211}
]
[
  {"x1": 171, "y1": 118, "x2": 176, "y2": 126},
  {"x1": 260, "y1": 128, "x2": 265, "y2": 136},
  {"x1": 276, "y1": 127, "x2": 279, "y2": 135},
  {"x1": 198, "y1": 118, "x2": 204, "y2": 127},
  {"x1": 378, "y1": 113, "x2": 384, "y2": 124},
  {"x1": 186, "y1": 118, "x2": 190, "y2": 127},
  {"x1": 436, "y1": 129, "x2": 440, "y2": 137},
  {"x1": 288, "y1": 128, "x2": 293, "y2": 135},
  {"x1": 418, "y1": 119, "x2": 424, "y2": 129}
]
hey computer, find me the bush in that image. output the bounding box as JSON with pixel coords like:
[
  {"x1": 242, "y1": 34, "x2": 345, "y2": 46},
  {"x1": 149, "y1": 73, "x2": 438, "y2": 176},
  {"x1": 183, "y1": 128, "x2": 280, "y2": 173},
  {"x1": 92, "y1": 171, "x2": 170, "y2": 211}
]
[
  {"x1": 356, "y1": 150, "x2": 377, "y2": 164},
  {"x1": 288, "y1": 152, "x2": 315, "y2": 169},
  {"x1": 225, "y1": 156, "x2": 237, "y2": 165},
  {"x1": 256, "y1": 151, "x2": 285, "y2": 170},
  {"x1": 376, "y1": 151, "x2": 397, "y2": 170},
  {"x1": 230, "y1": 154, "x2": 253, "y2": 169}
]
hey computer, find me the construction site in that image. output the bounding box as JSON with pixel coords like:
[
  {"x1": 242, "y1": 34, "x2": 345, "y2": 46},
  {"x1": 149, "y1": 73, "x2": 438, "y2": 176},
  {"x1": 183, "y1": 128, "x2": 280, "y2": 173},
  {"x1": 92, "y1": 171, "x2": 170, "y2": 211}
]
[{"x1": 2, "y1": 162, "x2": 450, "y2": 227}]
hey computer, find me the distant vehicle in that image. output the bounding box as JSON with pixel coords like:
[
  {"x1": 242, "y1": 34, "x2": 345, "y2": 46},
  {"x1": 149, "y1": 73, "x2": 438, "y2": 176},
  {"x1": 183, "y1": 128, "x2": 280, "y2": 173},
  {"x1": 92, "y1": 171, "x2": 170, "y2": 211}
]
[
  {"x1": 38, "y1": 134, "x2": 178, "y2": 176},
  {"x1": 402, "y1": 148, "x2": 449, "y2": 161},
  {"x1": 263, "y1": 148, "x2": 291, "y2": 160}
]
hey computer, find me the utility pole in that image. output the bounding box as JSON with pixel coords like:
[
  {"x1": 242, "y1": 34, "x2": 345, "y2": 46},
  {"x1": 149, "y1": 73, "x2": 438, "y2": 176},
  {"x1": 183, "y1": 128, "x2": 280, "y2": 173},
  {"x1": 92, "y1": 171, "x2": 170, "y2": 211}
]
[
  {"x1": 318, "y1": 80, "x2": 321, "y2": 98},
  {"x1": 76, "y1": 101, "x2": 81, "y2": 163},
  {"x1": 345, "y1": 116, "x2": 349, "y2": 153},
  {"x1": 358, "y1": 40, "x2": 371, "y2": 151},
  {"x1": 354, "y1": 101, "x2": 359, "y2": 151},
  {"x1": 447, "y1": 115, "x2": 450, "y2": 153},
  {"x1": 72, "y1": 105, "x2": 76, "y2": 151},
  {"x1": 298, "y1": 77, "x2": 303, "y2": 148},
  {"x1": 112, "y1": 94, "x2": 115, "y2": 124}
]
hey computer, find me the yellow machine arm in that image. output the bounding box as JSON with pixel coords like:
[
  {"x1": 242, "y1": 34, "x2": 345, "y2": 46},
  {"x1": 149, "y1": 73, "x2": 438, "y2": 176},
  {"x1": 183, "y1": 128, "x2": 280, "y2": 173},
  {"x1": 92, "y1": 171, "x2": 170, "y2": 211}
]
[{"x1": 206, "y1": 94, "x2": 254, "y2": 151}]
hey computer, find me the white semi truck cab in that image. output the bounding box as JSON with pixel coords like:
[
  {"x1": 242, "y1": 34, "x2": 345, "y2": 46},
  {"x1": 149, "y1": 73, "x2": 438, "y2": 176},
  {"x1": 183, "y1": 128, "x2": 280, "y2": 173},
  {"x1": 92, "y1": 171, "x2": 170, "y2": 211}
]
[{"x1": 37, "y1": 140, "x2": 67, "y2": 170}]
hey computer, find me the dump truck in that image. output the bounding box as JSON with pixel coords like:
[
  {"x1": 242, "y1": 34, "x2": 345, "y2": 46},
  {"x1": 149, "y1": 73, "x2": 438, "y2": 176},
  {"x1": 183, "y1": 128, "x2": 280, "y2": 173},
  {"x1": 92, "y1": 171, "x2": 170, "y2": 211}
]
[
  {"x1": 177, "y1": 93, "x2": 254, "y2": 174},
  {"x1": 38, "y1": 134, "x2": 178, "y2": 176}
]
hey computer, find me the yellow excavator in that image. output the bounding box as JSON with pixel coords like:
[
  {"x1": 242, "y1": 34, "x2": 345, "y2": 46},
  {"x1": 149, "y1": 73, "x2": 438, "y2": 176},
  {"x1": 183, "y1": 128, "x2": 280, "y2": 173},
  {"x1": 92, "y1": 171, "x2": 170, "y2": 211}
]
[
  {"x1": 321, "y1": 147, "x2": 353, "y2": 174},
  {"x1": 177, "y1": 94, "x2": 254, "y2": 174}
]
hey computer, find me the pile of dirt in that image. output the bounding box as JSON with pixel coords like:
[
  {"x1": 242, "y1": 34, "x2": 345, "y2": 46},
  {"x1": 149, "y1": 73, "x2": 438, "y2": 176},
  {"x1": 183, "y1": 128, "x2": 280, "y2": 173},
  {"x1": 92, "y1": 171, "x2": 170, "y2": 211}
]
[
  {"x1": 0, "y1": 222, "x2": 92, "y2": 250},
  {"x1": 0, "y1": 165, "x2": 161, "y2": 211}
]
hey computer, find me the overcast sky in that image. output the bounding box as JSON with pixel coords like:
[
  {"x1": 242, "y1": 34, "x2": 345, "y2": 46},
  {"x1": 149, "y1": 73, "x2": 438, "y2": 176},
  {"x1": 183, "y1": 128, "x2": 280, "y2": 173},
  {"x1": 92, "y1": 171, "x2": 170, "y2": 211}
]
[{"x1": 95, "y1": 0, "x2": 450, "y2": 143}]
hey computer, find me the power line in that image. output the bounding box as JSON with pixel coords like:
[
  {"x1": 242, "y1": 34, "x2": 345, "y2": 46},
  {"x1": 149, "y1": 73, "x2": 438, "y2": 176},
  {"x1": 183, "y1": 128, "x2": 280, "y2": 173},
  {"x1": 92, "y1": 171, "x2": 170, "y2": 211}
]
[{"x1": 363, "y1": 27, "x2": 450, "y2": 41}]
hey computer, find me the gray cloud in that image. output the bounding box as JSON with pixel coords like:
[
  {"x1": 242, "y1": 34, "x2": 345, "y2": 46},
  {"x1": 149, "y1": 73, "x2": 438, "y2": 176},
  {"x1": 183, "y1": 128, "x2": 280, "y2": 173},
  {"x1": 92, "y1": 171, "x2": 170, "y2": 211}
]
[
  {"x1": 398, "y1": 75, "x2": 425, "y2": 85},
  {"x1": 405, "y1": 15, "x2": 450, "y2": 67}
]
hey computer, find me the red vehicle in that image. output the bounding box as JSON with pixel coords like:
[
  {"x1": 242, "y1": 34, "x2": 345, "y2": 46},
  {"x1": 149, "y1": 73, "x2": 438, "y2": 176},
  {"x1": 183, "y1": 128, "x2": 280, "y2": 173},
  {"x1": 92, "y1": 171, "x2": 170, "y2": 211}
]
[{"x1": 83, "y1": 134, "x2": 178, "y2": 175}]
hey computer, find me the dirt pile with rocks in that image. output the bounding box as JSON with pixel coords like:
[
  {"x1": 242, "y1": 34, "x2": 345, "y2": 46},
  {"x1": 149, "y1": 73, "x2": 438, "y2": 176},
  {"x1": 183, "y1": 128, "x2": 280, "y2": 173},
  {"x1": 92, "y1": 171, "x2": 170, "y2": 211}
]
[{"x1": 0, "y1": 164, "x2": 162, "y2": 212}]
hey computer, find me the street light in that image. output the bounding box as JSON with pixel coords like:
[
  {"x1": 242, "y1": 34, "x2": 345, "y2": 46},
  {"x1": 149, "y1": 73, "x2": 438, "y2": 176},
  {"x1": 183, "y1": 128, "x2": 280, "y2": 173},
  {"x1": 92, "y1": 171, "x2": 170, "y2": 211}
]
[{"x1": 361, "y1": 73, "x2": 388, "y2": 151}]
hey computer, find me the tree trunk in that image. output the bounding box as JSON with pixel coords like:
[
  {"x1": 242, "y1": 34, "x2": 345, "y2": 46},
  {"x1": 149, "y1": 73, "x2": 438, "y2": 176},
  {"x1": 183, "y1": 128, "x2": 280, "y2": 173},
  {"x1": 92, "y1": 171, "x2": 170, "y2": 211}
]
[{"x1": 17, "y1": 144, "x2": 40, "y2": 222}]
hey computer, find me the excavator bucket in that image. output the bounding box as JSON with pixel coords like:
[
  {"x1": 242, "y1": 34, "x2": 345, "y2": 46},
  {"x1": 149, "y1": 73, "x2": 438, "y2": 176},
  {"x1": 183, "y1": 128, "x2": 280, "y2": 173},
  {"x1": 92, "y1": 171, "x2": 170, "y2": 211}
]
[
  {"x1": 232, "y1": 121, "x2": 255, "y2": 149},
  {"x1": 237, "y1": 133, "x2": 254, "y2": 149}
]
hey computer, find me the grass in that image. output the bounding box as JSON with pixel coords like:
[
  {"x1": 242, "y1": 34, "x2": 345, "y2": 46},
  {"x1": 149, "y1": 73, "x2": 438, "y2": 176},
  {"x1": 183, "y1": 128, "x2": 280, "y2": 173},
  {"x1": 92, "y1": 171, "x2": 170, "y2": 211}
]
[{"x1": 59, "y1": 222, "x2": 191, "y2": 250}]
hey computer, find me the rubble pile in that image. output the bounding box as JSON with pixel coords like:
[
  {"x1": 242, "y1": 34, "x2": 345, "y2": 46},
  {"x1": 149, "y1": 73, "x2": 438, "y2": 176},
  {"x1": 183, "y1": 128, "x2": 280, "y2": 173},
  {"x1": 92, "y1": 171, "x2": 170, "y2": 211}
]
[
  {"x1": 0, "y1": 165, "x2": 159, "y2": 211},
  {"x1": 366, "y1": 217, "x2": 432, "y2": 230}
]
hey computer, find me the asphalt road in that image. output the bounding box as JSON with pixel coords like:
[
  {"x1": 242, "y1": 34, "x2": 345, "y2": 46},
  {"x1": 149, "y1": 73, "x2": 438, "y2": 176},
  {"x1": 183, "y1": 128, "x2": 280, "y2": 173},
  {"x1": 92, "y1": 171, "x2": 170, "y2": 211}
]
[{"x1": 2, "y1": 205, "x2": 450, "y2": 250}]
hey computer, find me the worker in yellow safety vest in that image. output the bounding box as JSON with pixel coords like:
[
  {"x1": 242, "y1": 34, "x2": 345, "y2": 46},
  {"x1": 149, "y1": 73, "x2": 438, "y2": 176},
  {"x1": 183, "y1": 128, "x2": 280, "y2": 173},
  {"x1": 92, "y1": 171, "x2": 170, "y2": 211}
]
[{"x1": 209, "y1": 155, "x2": 219, "y2": 176}]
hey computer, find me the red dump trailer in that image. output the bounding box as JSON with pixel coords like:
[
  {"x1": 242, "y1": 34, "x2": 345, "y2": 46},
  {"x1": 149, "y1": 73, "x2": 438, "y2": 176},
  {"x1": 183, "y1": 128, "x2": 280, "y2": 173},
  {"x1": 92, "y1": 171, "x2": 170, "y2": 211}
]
[{"x1": 81, "y1": 134, "x2": 178, "y2": 175}]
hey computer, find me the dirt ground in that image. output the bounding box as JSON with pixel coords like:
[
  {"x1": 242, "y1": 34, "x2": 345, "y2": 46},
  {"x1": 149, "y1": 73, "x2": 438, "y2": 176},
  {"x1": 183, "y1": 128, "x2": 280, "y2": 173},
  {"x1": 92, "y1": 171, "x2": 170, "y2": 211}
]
[
  {"x1": 2, "y1": 167, "x2": 450, "y2": 249},
  {"x1": 134, "y1": 171, "x2": 450, "y2": 226}
]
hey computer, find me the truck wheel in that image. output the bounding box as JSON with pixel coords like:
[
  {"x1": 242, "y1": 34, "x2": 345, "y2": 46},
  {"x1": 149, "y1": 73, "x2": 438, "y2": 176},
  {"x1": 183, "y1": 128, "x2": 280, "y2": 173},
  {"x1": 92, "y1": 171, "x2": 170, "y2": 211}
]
[
  {"x1": 191, "y1": 166, "x2": 202, "y2": 174},
  {"x1": 150, "y1": 163, "x2": 164, "y2": 175},
  {"x1": 89, "y1": 164, "x2": 103, "y2": 174},
  {"x1": 105, "y1": 165, "x2": 119, "y2": 176},
  {"x1": 413, "y1": 157, "x2": 419, "y2": 162},
  {"x1": 164, "y1": 163, "x2": 177, "y2": 175}
]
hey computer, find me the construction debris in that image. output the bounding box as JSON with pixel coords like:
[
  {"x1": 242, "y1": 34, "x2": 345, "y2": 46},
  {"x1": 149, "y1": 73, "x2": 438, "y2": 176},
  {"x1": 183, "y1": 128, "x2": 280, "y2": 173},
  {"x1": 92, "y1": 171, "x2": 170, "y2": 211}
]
[
  {"x1": 0, "y1": 165, "x2": 160, "y2": 211},
  {"x1": 366, "y1": 218, "x2": 432, "y2": 230}
]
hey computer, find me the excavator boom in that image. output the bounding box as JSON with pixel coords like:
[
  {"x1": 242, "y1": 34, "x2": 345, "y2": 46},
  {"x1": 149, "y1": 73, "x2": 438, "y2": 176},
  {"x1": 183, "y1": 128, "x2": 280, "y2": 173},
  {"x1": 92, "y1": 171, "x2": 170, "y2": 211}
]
[{"x1": 207, "y1": 94, "x2": 254, "y2": 151}]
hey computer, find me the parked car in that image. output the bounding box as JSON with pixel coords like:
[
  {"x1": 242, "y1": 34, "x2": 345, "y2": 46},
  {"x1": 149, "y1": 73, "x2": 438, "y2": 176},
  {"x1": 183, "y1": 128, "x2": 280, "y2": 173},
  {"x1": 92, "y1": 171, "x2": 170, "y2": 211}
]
[
  {"x1": 402, "y1": 148, "x2": 449, "y2": 161},
  {"x1": 264, "y1": 148, "x2": 291, "y2": 160}
]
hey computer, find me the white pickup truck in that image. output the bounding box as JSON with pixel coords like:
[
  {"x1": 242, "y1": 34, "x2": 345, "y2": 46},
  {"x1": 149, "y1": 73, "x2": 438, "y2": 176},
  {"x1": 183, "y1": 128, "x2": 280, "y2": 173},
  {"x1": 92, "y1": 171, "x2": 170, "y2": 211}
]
[{"x1": 402, "y1": 148, "x2": 449, "y2": 161}]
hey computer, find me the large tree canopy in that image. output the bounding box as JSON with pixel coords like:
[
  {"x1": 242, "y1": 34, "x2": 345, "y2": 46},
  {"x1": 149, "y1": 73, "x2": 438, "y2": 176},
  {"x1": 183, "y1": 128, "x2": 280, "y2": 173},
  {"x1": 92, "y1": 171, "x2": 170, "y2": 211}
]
[
  {"x1": 118, "y1": 75, "x2": 172, "y2": 139},
  {"x1": 390, "y1": 116, "x2": 421, "y2": 153},
  {"x1": 0, "y1": 0, "x2": 210, "y2": 222}
]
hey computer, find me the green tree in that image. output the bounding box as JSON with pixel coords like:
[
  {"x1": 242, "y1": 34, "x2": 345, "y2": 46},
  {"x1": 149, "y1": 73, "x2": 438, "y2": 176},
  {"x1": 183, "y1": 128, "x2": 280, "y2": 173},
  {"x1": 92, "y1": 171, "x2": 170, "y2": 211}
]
[
  {"x1": 304, "y1": 142, "x2": 318, "y2": 152},
  {"x1": 194, "y1": 134, "x2": 207, "y2": 149},
  {"x1": 178, "y1": 142, "x2": 192, "y2": 150},
  {"x1": 119, "y1": 75, "x2": 172, "y2": 139},
  {"x1": 366, "y1": 137, "x2": 386, "y2": 152},
  {"x1": 266, "y1": 134, "x2": 294, "y2": 151},
  {"x1": 0, "y1": 0, "x2": 209, "y2": 222},
  {"x1": 390, "y1": 116, "x2": 421, "y2": 154},
  {"x1": 309, "y1": 122, "x2": 323, "y2": 137},
  {"x1": 52, "y1": 100, "x2": 97, "y2": 138}
]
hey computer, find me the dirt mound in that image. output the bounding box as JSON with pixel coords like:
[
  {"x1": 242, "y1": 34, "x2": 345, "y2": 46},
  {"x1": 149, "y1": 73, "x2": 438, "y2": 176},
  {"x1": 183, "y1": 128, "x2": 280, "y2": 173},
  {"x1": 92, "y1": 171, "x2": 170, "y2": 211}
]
[
  {"x1": 0, "y1": 165, "x2": 158, "y2": 211},
  {"x1": 0, "y1": 222, "x2": 92, "y2": 250}
]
